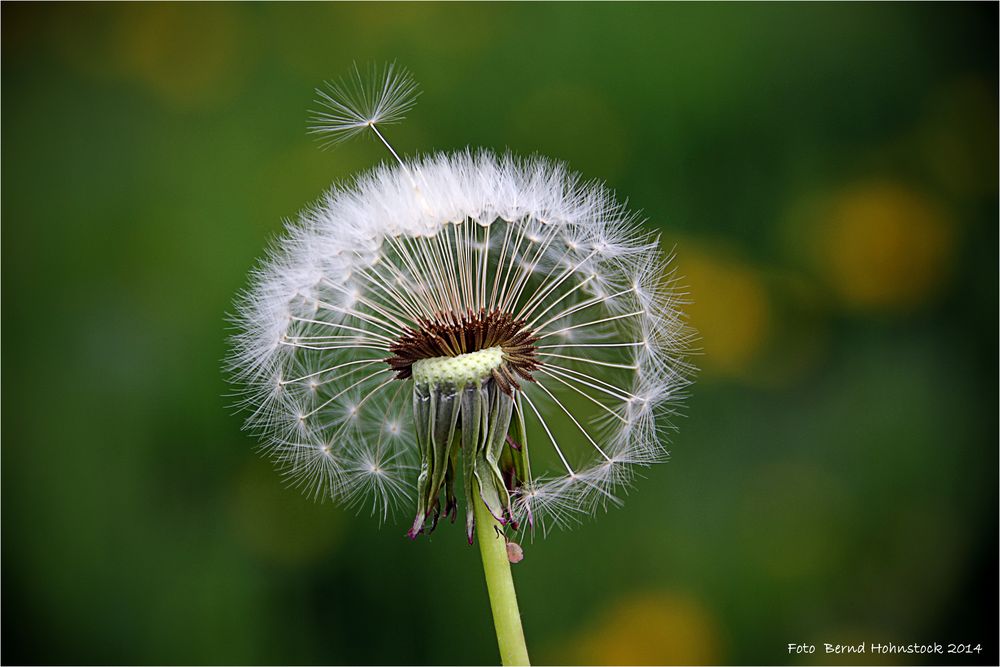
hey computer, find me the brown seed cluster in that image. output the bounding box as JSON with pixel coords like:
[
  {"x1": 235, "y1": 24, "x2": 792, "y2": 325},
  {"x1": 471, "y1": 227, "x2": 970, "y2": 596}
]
[{"x1": 386, "y1": 308, "x2": 541, "y2": 393}]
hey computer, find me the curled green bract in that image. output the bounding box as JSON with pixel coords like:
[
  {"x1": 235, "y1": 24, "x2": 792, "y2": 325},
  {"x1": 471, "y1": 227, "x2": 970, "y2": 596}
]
[{"x1": 408, "y1": 365, "x2": 531, "y2": 542}]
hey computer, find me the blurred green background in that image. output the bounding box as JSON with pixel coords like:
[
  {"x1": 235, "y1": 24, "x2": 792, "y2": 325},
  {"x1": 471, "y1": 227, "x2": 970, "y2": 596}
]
[{"x1": 2, "y1": 3, "x2": 997, "y2": 665}]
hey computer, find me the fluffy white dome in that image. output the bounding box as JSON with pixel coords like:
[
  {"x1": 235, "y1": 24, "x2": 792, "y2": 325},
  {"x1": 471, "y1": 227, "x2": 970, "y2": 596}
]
[{"x1": 230, "y1": 150, "x2": 693, "y2": 535}]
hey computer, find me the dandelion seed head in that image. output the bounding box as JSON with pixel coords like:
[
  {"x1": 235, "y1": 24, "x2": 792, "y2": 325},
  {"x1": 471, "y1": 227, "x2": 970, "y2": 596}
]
[{"x1": 229, "y1": 67, "x2": 693, "y2": 536}]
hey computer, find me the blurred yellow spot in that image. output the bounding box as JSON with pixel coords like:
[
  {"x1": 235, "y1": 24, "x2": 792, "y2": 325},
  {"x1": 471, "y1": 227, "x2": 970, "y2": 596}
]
[
  {"x1": 228, "y1": 459, "x2": 341, "y2": 565},
  {"x1": 676, "y1": 245, "x2": 771, "y2": 379},
  {"x1": 115, "y1": 4, "x2": 245, "y2": 108},
  {"x1": 567, "y1": 591, "x2": 721, "y2": 665},
  {"x1": 819, "y1": 183, "x2": 954, "y2": 312}
]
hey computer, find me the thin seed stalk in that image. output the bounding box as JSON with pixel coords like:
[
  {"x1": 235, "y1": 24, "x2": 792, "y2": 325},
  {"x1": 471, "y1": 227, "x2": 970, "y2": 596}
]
[{"x1": 474, "y1": 494, "x2": 530, "y2": 666}]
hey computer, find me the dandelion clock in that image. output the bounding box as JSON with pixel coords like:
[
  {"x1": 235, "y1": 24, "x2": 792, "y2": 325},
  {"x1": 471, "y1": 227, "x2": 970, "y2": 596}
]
[{"x1": 229, "y1": 63, "x2": 693, "y2": 665}]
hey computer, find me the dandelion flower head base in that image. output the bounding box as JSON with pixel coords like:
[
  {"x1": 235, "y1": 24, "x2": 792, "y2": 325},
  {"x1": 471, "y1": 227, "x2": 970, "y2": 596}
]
[{"x1": 395, "y1": 311, "x2": 541, "y2": 540}]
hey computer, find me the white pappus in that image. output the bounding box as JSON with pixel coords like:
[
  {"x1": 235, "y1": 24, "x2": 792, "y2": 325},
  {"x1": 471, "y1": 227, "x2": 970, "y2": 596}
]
[{"x1": 228, "y1": 64, "x2": 694, "y2": 540}]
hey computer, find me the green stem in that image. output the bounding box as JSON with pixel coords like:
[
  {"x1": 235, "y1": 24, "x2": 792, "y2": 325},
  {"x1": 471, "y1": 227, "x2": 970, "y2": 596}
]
[{"x1": 474, "y1": 495, "x2": 530, "y2": 666}]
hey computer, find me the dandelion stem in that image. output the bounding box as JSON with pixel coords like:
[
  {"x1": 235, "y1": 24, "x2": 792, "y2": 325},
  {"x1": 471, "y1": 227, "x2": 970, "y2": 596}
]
[{"x1": 474, "y1": 494, "x2": 530, "y2": 666}]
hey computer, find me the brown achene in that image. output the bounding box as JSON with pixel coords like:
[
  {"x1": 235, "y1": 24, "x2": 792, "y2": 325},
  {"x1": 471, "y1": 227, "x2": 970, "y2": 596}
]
[{"x1": 385, "y1": 308, "x2": 541, "y2": 394}]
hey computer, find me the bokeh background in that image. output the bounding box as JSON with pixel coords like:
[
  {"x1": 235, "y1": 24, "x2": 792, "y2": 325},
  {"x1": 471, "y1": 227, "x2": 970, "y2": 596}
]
[{"x1": 2, "y1": 3, "x2": 997, "y2": 665}]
